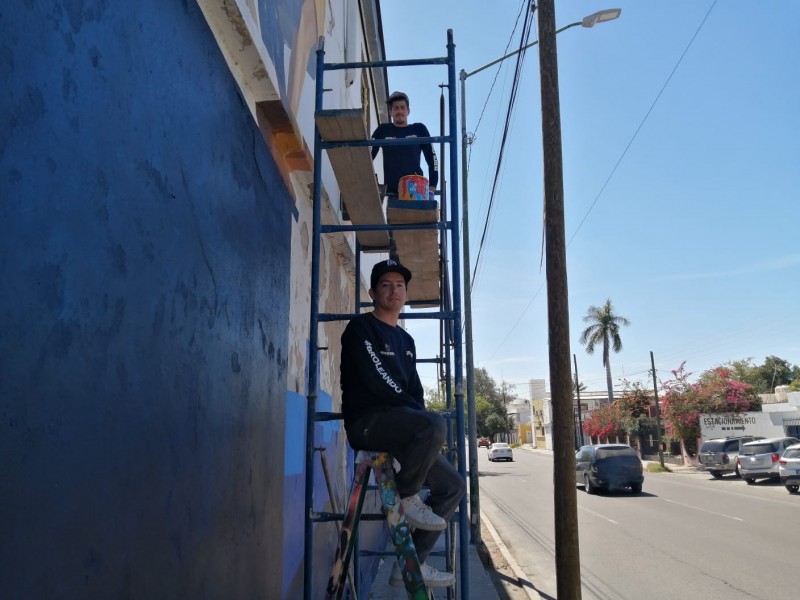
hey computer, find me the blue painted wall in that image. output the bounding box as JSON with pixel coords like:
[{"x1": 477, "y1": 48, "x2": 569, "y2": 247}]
[{"x1": 1, "y1": 2, "x2": 292, "y2": 598}]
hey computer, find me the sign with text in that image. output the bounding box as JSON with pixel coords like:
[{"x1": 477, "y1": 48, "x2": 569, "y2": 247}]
[{"x1": 700, "y1": 411, "x2": 789, "y2": 441}]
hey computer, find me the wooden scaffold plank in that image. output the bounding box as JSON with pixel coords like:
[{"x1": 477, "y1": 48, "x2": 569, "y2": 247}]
[{"x1": 315, "y1": 108, "x2": 389, "y2": 251}]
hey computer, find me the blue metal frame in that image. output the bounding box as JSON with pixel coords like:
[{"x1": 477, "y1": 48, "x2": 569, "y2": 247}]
[{"x1": 305, "y1": 29, "x2": 468, "y2": 599}]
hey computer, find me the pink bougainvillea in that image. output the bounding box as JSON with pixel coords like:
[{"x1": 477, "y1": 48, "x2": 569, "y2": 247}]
[
  {"x1": 582, "y1": 402, "x2": 624, "y2": 441},
  {"x1": 660, "y1": 361, "x2": 761, "y2": 443}
]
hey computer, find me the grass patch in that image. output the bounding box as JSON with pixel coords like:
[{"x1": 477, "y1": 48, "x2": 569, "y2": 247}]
[{"x1": 645, "y1": 463, "x2": 672, "y2": 473}]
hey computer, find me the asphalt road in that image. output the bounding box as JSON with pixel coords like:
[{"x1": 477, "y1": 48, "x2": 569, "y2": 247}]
[{"x1": 478, "y1": 446, "x2": 800, "y2": 600}]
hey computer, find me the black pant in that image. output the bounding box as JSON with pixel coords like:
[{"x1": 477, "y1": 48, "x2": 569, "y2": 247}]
[{"x1": 346, "y1": 407, "x2": 466, "y2": 561}]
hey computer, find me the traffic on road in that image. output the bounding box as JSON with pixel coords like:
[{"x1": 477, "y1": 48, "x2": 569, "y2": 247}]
[{"x1": 477, "y1": 443, "x2": 799, "y2": 599}]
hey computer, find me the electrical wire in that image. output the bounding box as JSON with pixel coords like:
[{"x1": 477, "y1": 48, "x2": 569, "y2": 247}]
[
  {"x1": 567, "y1": 0, "x2": 719, "y2": 246},
  {"x1": 482, "y1": 1, "x2": 719, "y2": 369},
  {"x1": 471, "y1": 3, "x2": 536, "y2": 288},
  {"x1": 468, "y1": 0, "x2": 528, "y2": 169}
]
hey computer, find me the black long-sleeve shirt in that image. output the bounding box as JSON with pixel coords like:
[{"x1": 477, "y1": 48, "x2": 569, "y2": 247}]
[
  {"x1": 340, "y1": 312, "x2": 424, "y2": 428},
  {"x1": 371, "y1": 122, "x2": 439, "y2": 195}
]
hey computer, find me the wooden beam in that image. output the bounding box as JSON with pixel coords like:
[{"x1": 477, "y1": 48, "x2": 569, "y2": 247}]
[
  {"x1": 315, "y1": 109, "x2": 389, "y2": 251},
  {"x1": 387, "y1": 200, "x2": 440, "y2": 306}
]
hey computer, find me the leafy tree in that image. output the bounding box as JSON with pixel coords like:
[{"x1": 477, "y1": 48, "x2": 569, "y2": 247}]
[
  {"x1": 475, "y1": 395, "x2": 494, "y2": 436},
  {"x1": 660, "y1": 362, "x2": 761, "y2": 463},
  {"x1": 579, "y1": 299, "x2": 630, "y2": 405},
  {"x1": 716, "y1": 356, "x2": 797, "y2": 394},
  {"x1": 618, "y1": 379, "x2": 651, "y2": 418},
  {"x1": 425, "y1": 397, "x2": 447, "y2": 413},
  {"x1": 696, "y1": 366, "x2": 761, "y2": 412},
  {"x1": 582, "y1": 403, "x2": 624, "y2": 442},
  {"x1": 617, "y1": 379, "x2": 652, "y2": 445},
  {"x1": 753, "y1": 356, "x2": 795, "y2": 392},
  {"x1": 471, "y1": 367, "x2": 523, "y2": 437},
  {"x1": 424, "y1": 385, "x2": 447, "y2": 412},
  {"x1": 485, "y1": 413, "x2": 511, "y2": 439},
  {"x1": 583, "y1": 380, "x2": 651, "y2": 445},
  {"x1": 474, "y1": 367, "x2": 501, "y2": 404},
  {"x1": 660, "y1": 362, "x2": 701, "y2": 463},
  {"x1": 718, "y1": 359, "x2": 758, "y2": 385}
]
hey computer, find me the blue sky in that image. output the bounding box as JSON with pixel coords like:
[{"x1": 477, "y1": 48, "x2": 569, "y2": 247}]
[{"x1": 378, "y1": 1, "x2": 799, "y2": 396}]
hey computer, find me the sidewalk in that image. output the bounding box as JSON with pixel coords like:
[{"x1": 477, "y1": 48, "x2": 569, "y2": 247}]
[
  {"x1": 368, "y1": 525, "x2": 500, "y2": 599},
  {"x1": 368, "y1": 445, "x2": 699, "y2": 598}
]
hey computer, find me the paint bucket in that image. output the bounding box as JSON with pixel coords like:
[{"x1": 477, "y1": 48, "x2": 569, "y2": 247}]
[{"x1": 398, "y1": 175, "x2": 429, "y2": 201}]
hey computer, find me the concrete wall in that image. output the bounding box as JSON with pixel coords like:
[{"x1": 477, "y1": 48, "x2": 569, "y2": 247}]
[{"x1": 1, "y1": 2, "x2": 293, "y2": 597}]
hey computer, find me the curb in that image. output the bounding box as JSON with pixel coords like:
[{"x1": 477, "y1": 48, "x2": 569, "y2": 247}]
[{"x1": 481, "y1": 510, "x2": 542, "y2": 600}]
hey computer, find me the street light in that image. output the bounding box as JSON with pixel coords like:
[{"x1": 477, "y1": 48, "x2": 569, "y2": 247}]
[
  {"x1": 582, "y1": 8, "x2": 622, "y2": 27},
  {"x1": 461, "y1": 9, "x2": 621, "y2": 80},
  {"x1": 459, "y1": 7, "x2": 620, "y2": 544}
]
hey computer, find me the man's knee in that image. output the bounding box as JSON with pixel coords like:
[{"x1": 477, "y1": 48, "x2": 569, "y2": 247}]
[{"x1": 442, "y1": 459, "x2": 466, "y2": 496}]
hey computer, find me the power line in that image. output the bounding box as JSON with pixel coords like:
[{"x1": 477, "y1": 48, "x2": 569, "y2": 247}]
[
  {"x1": 484, "y1": 1, "x2": 719, "y2": 362},
  {"x1": 567, "y1": 0, "x2": 719, "y2": 246},
  {"x1": 468, "y1": 0, "x2": 528, "y2": 170},
  {"x1": 472, "y1": 3, "x2": 536, "y2": 287}
]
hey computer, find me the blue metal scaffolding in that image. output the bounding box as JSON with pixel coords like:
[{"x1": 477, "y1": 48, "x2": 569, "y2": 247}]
[{"x1": 304, "y1": 30, "x2": 468, "y2": 599}]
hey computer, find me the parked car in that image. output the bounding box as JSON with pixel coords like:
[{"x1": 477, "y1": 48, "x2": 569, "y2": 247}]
[
  {"x1": 575, "y1": 444, "x2": 643, "y2": 494},
  {"x1": 487, "y1": 442, "x2": 513, "y2": 462},
  {"x1": 738, "y1": 436, "x2": 800, "y2": 484},
  {"x1": 478, "y1": 436, "x2": 491, "y2": 448},
  {"x1": 698, "y1": 435, "x2": 764, "y2": 478},
  {"x1": 778, "y1": 443, "x2": 800, "y2": 494}
]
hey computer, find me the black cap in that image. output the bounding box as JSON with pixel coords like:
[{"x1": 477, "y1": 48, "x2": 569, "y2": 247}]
[
  {"x1": 370, "y1": 259, "x2": 412, "y2": 290},
  {"x1": 386, "y1": 91, "x2": 409, "y2": 106}
]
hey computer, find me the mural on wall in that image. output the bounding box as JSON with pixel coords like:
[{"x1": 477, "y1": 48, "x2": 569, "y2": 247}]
[
  {"x1": 192, "y1": 1, "x2": 387, "y2": 596},
  {"x1": 259, "y1": 0, "x2": 328, "y2": 118},
  {"x1": 1, "y1": 1, "x2": 296, "y2": 598}
]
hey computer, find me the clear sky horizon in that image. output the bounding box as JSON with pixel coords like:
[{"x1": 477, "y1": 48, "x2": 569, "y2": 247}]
[{"x1": 378, "y1": 0, "x2": 799, "y2": 397}]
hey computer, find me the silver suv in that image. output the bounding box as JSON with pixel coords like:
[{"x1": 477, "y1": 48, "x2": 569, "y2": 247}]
[
  {"x1": 738, "y1": 436, "x2": 800, "y2": 484},
  {"x1": 698, "y1": 435, "x2": 763, "y2": 478}
]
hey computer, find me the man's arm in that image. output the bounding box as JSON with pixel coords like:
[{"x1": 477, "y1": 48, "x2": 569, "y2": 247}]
[
  {"x1": 407, "y1": 359, "x2": 425, "y2": 408},
  {"x1": 419, "y1": 124, "x2": 439, "y2": 190}
]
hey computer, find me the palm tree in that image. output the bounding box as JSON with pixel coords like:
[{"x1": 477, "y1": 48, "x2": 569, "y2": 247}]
[{"x1": 579, "y1": 299, "x2": 630, "y2": 404}]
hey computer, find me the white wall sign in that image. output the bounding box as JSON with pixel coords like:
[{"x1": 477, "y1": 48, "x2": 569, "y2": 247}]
[{"x1": 699, "y1": 411, "x2": 797, "y2": 440}]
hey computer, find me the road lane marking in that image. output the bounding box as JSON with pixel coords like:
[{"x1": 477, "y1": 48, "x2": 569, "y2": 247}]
[
  {"x1": 578, "y1": 506, "x2": 618, "y2": 525},
  {"x1": 662, "y1": 498, "x2": 744, "y2": 521}
]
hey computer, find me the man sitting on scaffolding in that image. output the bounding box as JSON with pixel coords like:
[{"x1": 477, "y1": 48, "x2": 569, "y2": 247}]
[{"x1": 340, "y1": 258, "x2": 465, "y2": 588}]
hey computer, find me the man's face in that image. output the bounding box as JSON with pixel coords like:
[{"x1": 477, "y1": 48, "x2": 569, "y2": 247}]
[
  {"x1": 369, "y1": 271, "x2": 408, "y2": 312},
  {"x1": 389, "y1": 100, "x2": 409, "y2": 126}
]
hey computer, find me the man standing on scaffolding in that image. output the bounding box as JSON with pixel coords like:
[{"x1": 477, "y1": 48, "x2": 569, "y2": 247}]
[
  {"x1": 372, "y1": 91, "x2": 439, "y2": 199},
  {"x1": 340, "y1": 259, "x2": 464, "y2": 588}
]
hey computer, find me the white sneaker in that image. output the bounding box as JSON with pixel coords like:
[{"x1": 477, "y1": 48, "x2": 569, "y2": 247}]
[
  {"x1": 389, "y1": 560, "x2": 455, "y2": 588},
  {"x1": 400, "y1": 494, "x2": 446, "y2": 531}
]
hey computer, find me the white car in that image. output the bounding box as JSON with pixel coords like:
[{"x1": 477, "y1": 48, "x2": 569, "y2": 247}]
[
  {"x1": 487, "y1": 442, "x2": 513, "y2": 462},
  {"x1": 738, "y1": 436, "x2": 800, "y2": 484},
  {"x1": 778, "y1": 443, "x2": 800, "y2": 494}
]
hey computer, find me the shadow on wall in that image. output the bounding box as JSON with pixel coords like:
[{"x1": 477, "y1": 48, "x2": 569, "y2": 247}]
[{"x1": 282, "y1": 389, "x2": 388, "y2": 599}]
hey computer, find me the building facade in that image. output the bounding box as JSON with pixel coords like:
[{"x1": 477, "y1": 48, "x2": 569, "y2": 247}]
[{"x1": 2, "y1": 2, "x2": 395, "y2": 597}]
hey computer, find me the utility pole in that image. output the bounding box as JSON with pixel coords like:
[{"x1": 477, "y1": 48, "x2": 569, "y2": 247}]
[
  {"x1": 650, "y1": 351, "x2": 665, "y2": 468},
  {"x1": 459, "y1": 68, "x2": 481, "y2": 544},
  {"x1": 537, "y1": 1, "x2": 581, "y2": 598}
]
